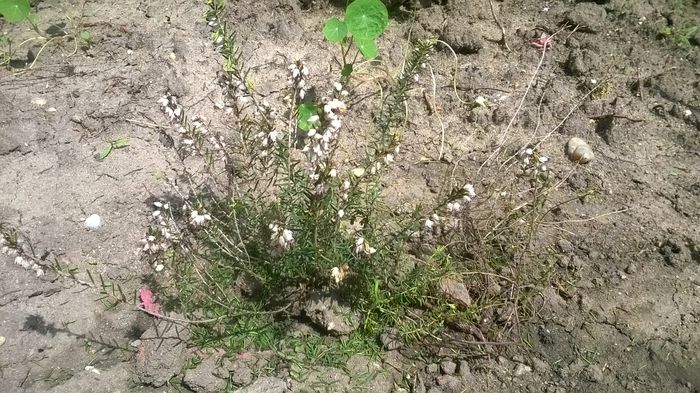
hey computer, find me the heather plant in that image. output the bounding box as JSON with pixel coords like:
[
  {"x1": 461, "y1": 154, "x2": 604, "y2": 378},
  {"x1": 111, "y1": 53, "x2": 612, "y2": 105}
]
[{"x1": 136, "y1": 0, "x2": 577, "y2": 359}]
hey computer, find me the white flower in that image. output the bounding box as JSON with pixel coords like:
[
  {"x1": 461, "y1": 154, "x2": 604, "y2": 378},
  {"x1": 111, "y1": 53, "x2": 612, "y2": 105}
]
[
  {"x1": 338, "y1": 209, "x2": 345, "y2": 218},
  {"x1": 384, "y1": 154, "x2": 394, "y2": 164},
  {"x1": 331, "y1": 267, "x2": 342, "y2": 283},
  {"x1": 462, "y1": 184, "x2": 476, "y2": 203},
  {"x1": 270, "y1": 224, "x2": 294, "y2": 250},
  {"x1": 447, "y1": 202, "x2": 461, "y2": 212},
  {"x1": 329, "y1": 168, "x2": 337, "y2": 178},
  {"x1": 354, "y1": 237, "x2": 377, "y2": 256},
  {"x1": 424, "y1": 218, "x2": 434, "y2": 229},
  {"x1": 352, "y1": 168, "x2": 365, "y2": 177},
  {"x1": 333, "y1": 82, "x2": 343, "y2": 92},
  {"x1": 190, "y1": 210, "x2": 212, "y2": 226},
  {"x1": 474, "y1": 96, "x2": 487, "y2": 107},
  {"x1": 343, "y1": 180, "x2": 351, "y2": 190}
]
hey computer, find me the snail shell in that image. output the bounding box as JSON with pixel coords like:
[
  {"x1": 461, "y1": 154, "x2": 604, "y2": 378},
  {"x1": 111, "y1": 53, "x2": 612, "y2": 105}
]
[{"x1": 566, "y1": 137, "x2": 594, "y2": 164}]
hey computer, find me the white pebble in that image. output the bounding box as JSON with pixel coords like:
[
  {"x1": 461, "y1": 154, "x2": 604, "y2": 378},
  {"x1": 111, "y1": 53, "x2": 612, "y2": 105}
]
[
  {"x1": 84, "y1": 214, "x2": 103, "y2": 229},
  {"x1": 84, "y1": 366, "x2": 101, "y2": 375}
]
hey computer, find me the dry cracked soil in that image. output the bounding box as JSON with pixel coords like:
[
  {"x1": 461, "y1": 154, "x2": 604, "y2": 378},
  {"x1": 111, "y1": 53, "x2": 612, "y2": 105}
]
[{"x1": 1, "y1": 0, "x2": 699, "y2": 392}]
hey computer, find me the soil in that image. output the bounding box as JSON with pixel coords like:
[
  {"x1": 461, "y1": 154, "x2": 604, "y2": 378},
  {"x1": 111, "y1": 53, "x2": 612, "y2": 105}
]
[{"x1": 1, "y1": 0, "x2": 699, "y2": 392}]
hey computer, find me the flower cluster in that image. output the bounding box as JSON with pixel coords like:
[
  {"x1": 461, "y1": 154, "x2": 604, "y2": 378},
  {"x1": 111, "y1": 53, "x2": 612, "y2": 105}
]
[
  {"x1": 302, "y1": 97, "x2": 347, "y2": 181},
  {"x1": 288, "y1": 62, "x2": 310, "y2": 100},
  {"x1": 1, "y1": 236, "x2": 44, "y2": 276},
  {"x1": 446, "y1": 184, "x2": 476, "y2": 214},
  {"x1": 424, "y1": 213, "x2": 440, "y2": 229},
  {"x1": 157, "y1": 93, "x2": 183, "y2": 122},
  {"x1": 519, "y1": 147, "x2": 549, "y2": 177},
  {"x1": 354, "y1": 237, "x2": 377, "y2": 256},
  {"x1": 139, "y1": 200, "x2": 175, "y2": 257},
  {"x1": 330, "y1": 264, "x2": 350, "y2": 284},
  {"x1": 256, "y1": 128, "x2": 279, "y2": 158},
  {"x1": 190, "y1": 210, "x2": 212, "y2": 227},
  {"x1": 269, "y1": 224, "x2": 294, "y2": 251}
]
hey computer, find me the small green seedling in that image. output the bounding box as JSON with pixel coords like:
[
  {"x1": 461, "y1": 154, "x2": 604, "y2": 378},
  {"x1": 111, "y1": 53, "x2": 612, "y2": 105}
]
[
  {"x1": 96, "y1": 138, "x2": 129, "y2": 161},
  {"x1": 79, "y1": 30, "x2": 93, "y2": 44},
  {"x1": 659, "y1": 25, "x2": 699, "y2": 49},
  {"x1": 323, "y1": 0, "x2": 388, "y2": 79}
]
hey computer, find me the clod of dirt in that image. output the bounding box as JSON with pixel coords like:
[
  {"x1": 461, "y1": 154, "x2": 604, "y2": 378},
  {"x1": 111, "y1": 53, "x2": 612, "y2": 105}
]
[
  {"x1": 440, "y1": 22, "x2": 483, "y2": 54},
  {"x1": 557, "y1": 239, "x2": 575, "y2": 254},
  {"x1": 438, "y1": 277, "x2": 472, "y2": 306},
  {"x1": 565, "y1": 49, "x2": 602, "y2": 76},
  {"x1": 236, "y1": 376, "x2": 287, "y2": 393},
  {"x1": 513, "y1": 363, "x2": 532, "y2": 376},
  {"x1": 565, "y1": 3, "x2": 607, "y2": 33},
  {"x1": 346, "y1": 354, "x2": 394, "y2": 393},
  {"x1": 289, "y1": 365, "x2": 349, "y2": 392},
  {"x1": 220, "y1": 358, "x2": 253, "y2": 386},
  {"x1": 134, "y1": 321, "x2": 190, "y2": 387},
  {"x1": 435, "y1": 374, "x2": 462, "y2": 391},
  {"x1": 183, "y1": 356, "x2": 228, "y2": 393},
  {"x1": 302, "y1": 293, "x2": 359, "y2": 335},
  {"x1": 380, "y1": 328, "x2": 402, "y2": 350},
  {"x1": 440, "y1": 359, "x2": 457, "y2": 375}
]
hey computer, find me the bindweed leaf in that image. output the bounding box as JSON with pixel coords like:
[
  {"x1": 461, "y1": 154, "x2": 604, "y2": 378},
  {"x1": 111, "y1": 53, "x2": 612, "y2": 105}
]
[
  {"x1": 0, "y1": 0, "x2": 30, "y2": 23},
  {"x1": 345, "y1": 0, "x2": 388, "y2": 41},
  {"x1": 355, "y1": 38, "x2": 377, "y2": 59},
  {"x1": 297, "y1": 103, "x2": 319, "y2": 131},
  {"x1": 323, "y1": 18, "x2": 347, "y2": 43}
]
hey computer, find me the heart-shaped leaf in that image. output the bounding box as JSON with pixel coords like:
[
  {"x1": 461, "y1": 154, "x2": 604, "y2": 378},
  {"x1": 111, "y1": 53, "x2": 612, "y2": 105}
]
[
  {"x1": 345, "y1": 0, "x2": 388, "y2": 41},
  {"x1": 355, "y1": 38, "x2": 377, "y2": 59},
  {"x1": 297, "y1": 103, "x2": 319, "y2": 131},
  {"x1": 0, "y1": 0, "x2": 30, "y2": 23},
  {"x1": 323, "y1": 18, "x2": 347, "y2": 43}
]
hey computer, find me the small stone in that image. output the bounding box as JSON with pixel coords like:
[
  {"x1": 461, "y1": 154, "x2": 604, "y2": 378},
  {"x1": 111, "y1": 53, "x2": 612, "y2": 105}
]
[
  {"x1": 440, "y1": 360, "x2": 457, "y2": 375},
  {"x1": 438, "y1": 277, "x2": 472, "y2": 307},
  {"x1": 514, "y1": 363, "x2": 532, "y2": 376},
  {"x1": 84, "y1": 214, "x2": 103, "y2": 229},
  {"x1": 0, "y1": 336, "x2": 5, "y2": 346},
  {"x1": 129, "y1": 339, "x2": 141, "y2": 348}
]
